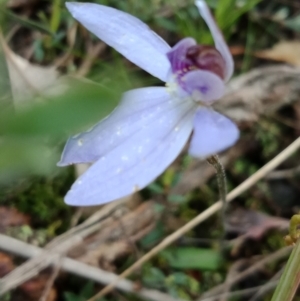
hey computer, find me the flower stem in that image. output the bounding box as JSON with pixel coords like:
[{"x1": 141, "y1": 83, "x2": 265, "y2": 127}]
[
  {"x1": 206, "y1": 155, "x2": 227, "y2": 248},
  {"x1": 207, "y1": 155, "x2": 227, "y2": 232}
]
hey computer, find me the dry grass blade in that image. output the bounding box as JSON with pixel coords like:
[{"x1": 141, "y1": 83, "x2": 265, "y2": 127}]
[
  {"x1": 255, "y1": 41, "x2": 300, "y2": 67},
  {"x1": 199, "y1": 282, "x2": 278, "y2": 301},
  {"x1": 75, "y1": 41, "x2": 106, "y2": 77},
  {"x1": 249, "y1": 268, "x2": 284, "y2": 301},
  {"x1": 0, "y1": 198, "x2": 127, "y2": 294},
  {"x1": 0, "y1": 234, "x2": 183, "y2": 301},
  {"x1": 266, "y1": 165, "x2": 300, "y2": 179},
  {"x1": 200, "y1": 247, "x2": 291, "y2": 299},
  {"x1": 218, "y1": 259, "x2": 246, "y2": 301},
  {"x1": 88, "y1": 136, "x2": 300, "y2": 301},
  {"x1": 38, "y1": 257, "x2": 63, "y2": 301}
]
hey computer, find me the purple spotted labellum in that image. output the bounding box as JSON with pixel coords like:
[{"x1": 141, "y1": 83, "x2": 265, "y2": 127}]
[{"x1": 59, "y1": 0, "x2": 239, "y2": 206}]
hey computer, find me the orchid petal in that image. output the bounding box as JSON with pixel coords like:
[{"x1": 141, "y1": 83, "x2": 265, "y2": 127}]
[
  {"x1": 180, "y1": 69, "x2": 225, "y2": 103},
  {"x1": 59, "y1": 87, "x2": 193, "y2": 165},
  {"x1": 189, "y1": 107, "x2": 239, "y2": 158},
  {"x1": 195, "y1": 0, "x2": 234, "y2": 81},
  {"x1": 66, "y1": 2, "x2": 171, "y2": 82},
  {"x1": 60, "y1": 88, "x2": 196, "y2": 206},
  {"x1": 167, "y1": 38, "x2": 196, "y2": 73}
]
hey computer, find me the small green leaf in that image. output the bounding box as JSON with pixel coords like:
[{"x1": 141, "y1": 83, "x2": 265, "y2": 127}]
[
  {"x1": 285, "y1": 16, "x2": 300, "y2": 32},
  {"x1": 160, "y1": 247, "x2": 222, "y2": 271},
  {"x1": 168, "y1": 194, "x2": 186, "y2": 204},
  {"x1": 140, "y1": 221, "x2": 165, "y2": 247},
  {"x1": 50, "y1": 0, "x2": 61, "y2": 33},
  {"x1": 143, "y1": 267, "x2": 166, "y2": 288}
]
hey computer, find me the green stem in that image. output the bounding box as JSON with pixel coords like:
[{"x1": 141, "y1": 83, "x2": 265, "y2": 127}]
[{"x1": 271, "y1": 239, "x2": 300, "y2": 301}]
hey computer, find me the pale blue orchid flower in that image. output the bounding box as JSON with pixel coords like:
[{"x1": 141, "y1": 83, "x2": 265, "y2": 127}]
[{"x1": 59, "y1": 0, "x2": 239, "y2": 206}]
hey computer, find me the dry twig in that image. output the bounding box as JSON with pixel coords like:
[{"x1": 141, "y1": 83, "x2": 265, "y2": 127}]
[
  {"x1": 266, "y1": 165, "x2": 300, "y2": 180},
  {"x1": 0, "y1": 234, "x2": 183, "y2": 301}
]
